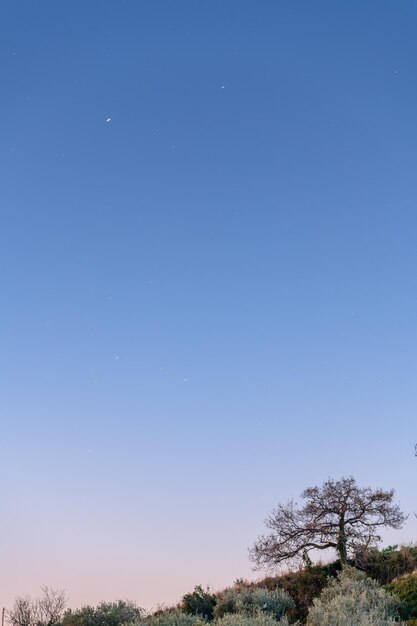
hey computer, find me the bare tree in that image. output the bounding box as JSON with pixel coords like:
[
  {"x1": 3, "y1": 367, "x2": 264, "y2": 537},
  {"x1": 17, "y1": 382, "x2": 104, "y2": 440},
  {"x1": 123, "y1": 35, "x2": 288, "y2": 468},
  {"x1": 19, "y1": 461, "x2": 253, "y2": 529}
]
[
  {"x1": 8, "y1": 588, "x2": 66, "y2": 626},
  {"x1": 250, "y1": 476, "x2": 406, "y2": 569},
  {"x1": 37, "y1": 587, "x2": 66, "y2": 626},
  {"x1": 7, "y1": 597, "x2": 39, "y2": 626}
]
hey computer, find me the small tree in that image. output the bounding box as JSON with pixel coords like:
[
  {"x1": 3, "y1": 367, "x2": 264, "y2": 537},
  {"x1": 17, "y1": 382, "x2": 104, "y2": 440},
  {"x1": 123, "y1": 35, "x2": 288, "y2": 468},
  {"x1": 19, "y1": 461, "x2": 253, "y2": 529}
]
[
  {"x1": 250, "y1": 477, "x2": 406, "y2": 569},
  {"x1": 7, "y1": 597, "x2": 39, "y2": 626},
  {"x1": 182, "y1": 586, "x2": 217, "y2": 621},
  {"x1": 38, "y1": 587, "x2": 67, "y2": 626},
  {"x1": 8, "y1": 588, "x2": 66, "y2": 626}
]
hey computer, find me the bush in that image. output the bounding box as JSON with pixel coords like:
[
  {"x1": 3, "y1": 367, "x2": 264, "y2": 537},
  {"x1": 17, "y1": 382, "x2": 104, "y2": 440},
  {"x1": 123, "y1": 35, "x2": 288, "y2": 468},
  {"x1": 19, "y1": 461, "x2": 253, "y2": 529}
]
[
  {"x1": 251, "y1": 546, "x2": 417, "y2": 622},
  {"x1": 182, "y1": 587, "x2": 217, "y2": 621},
  {"x1": 249, "y1": 562, "x2": 340, "y2": 623},
  {"x1": 215, "y1": 609, "x2": 288, "y2": 626},
  {"x1": 386, "y1": 573, "x2": 417, "y2": 620},
  {"x1": 306, "y1": 566, "x2": 403, "y2": 626},
  {"x1": 63, "y1": 601, "x2": 143, "y2": 626},
  {"x1": 130, "y1": 610, "x2": 201, "y2": 626},
  {"x1": 213, "y1": 591, "x2": 237, "y2": 620},
  {"x1": 354, "y1": 546, "x2": 417, "y2": 585},
  {"x1": 213, "y1": 588, "x2": 293, "y2": 622}
]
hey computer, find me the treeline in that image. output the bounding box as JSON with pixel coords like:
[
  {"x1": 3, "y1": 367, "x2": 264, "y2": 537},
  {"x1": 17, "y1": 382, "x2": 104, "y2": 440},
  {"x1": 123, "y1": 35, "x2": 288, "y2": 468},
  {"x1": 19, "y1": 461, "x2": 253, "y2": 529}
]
[{"x1": 7, "y1": 546, "x2": 417, "y2": 626}]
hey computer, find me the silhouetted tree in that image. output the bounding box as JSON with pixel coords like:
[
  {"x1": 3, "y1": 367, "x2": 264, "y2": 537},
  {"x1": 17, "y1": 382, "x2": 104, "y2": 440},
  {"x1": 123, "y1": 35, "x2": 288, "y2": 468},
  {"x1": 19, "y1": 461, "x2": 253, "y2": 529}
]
[
  {"x1": 7, "y1": 597, "x2": 39, "y2": 626},
  {"x1": 38, "y1": 587, "x2": 66, "y2": 626},
  {"x1": 250, "y1": 476, "x2": 405, "y2": 569},
  {"x1": 8, "y1": 588, "x2": 66, "y2": 626}
]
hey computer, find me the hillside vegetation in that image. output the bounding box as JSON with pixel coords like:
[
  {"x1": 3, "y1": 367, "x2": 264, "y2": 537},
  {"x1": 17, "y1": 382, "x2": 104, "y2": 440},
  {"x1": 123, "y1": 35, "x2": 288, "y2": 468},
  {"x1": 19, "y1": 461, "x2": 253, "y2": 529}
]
[{"x1": 7, "y1": 545, "x2": 417, "y2": 626}]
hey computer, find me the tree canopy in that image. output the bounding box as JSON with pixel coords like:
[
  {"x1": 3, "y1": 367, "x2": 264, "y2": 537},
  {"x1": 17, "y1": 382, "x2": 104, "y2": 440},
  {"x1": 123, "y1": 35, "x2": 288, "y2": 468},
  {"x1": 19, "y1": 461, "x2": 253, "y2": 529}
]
[{"x1": 250, "y1": 476, "x2": 406, "y2": 569}]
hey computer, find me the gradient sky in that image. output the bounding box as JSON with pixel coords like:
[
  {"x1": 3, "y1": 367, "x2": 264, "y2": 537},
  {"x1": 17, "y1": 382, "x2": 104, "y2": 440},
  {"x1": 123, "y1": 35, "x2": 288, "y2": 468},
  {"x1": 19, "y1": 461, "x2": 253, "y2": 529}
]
[{"x1": 1, "y1": 0, "x2": 417, "y2": 613}]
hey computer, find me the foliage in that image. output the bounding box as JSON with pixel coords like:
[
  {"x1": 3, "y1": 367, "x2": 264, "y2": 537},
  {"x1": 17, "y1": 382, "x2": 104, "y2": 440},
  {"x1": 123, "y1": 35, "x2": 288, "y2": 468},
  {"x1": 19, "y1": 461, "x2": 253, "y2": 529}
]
[
  {"x1": 354, "y1": 545, "x2": 417, "y2": 585},
  {"x1": 241, "y1": 547, "x2": 417, "y2": 623},
  {"x1": 130, "y1": 610, "x2": 201, "y2": 626},
  {"x1": 181, "y1": 586, "x2": 217, "y2": 620},
  {"x1": 10, "y1": 546, "x2": 417, "y2": 626},
  {"x1": 386, "y1": 572, "x2": 417, "y2": 620},
  {"x1": 215, "y1": 609, "x2": 288, "y2": 626},
  {"x1": 306, "y1": 566, "x2": 403, "y2": 626},
  {"x1": 250, "y1": 477, "x2": 406, "y2": 569},
  {"x1": 213, "y1": 591, "x2": 237, "y2": 620},
  {"x1": 62, "y1": 600, "x2": 143, "y2": 626},
  {"x1": 213, "y1": 588, "x2": 294, "y2": 622},
  {"x1": 252, "y1": 562, "x2": 341, "y2": 623}
]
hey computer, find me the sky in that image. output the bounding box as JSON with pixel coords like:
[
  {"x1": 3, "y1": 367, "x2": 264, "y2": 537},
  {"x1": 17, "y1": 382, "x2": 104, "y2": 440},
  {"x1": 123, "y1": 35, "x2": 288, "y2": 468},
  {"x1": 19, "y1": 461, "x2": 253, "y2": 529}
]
[{"x1": 1, "y1": 0, "x2": 417, "y2": 613}]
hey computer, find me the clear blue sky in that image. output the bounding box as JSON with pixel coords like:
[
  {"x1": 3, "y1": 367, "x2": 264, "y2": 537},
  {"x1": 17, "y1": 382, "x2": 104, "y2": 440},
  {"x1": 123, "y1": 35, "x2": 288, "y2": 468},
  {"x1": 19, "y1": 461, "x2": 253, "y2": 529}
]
[{"x1": 1, "y1": 0, "x2": 417, "y2": 612}]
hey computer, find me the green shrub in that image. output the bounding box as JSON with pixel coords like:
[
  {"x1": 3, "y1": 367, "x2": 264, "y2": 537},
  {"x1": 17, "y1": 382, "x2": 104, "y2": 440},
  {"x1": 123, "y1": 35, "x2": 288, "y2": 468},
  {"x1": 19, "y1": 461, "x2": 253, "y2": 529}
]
[
  {"x1": 250, "y1": 562, "x2": 340, "y2": 623},
  {"x1": 354, "y1": 546, "x2": 417, "y2": 585},
  {"x1": 386, "y1": 573, "x2": 417, "y2": 620},
  {"x1": 250, "y1": 546, "x2": 417, "y2": 622},
  {"x1": 63, "y1": 601, "x2": 143, "y2": 626},
  {"x1": 182, "y1": 586, "x2": 217, "y2": 621},
  {"x1": 213, "y1": 592, "x2": 237, "y2": 621},
  {"x1": 306, "y1": 566, "x2": 403, "y2": 626},
  {"x1": 130, "y1": 610, "x2": 201, "y2": 626},
  {"x1": 213, "y1": 588, "x2": 293, "y2": 622},
  {"x1": 215, "y1": 608, "x2": 288, "y2": 626}
]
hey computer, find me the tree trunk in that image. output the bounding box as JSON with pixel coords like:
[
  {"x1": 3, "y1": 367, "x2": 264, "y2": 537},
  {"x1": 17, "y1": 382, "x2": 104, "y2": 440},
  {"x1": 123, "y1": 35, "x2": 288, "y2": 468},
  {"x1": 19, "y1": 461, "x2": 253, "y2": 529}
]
[{"x1": 337, "y1": 523, "x2": 348, "y2": 565}]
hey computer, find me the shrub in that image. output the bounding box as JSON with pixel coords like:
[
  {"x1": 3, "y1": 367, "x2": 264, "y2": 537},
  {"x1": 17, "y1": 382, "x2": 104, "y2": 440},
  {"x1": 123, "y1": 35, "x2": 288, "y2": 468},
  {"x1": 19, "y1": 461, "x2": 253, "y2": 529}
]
[
  {"x1": 249, "y1": 562, "x2": 340, "y2": 623},
  {"x1": 215, "y1": 609, "x2": 288, "y2": 626},
  {"x1": 386, "y1": 572, "x2": 417, "y2": 620},
  {"x1": 213, "y1": 591, "x2": 237, "y2": 620},
  {"x1": 63, "y1": 601, "x2": 143, "y2": 626},
  {"x1": 354, "y1": 546, "x2": 417, "y2": 585},
  {"x1": 251, "y1": 546, "x2": 417, "y2": 622},
  {"x1": 213, "y1": 588, "x2": 293, "y2": 622},
  {"x1": 182, "y1": 586, "x2": 217, "y2": 621},
  {"x1": 306, "y1": 566, "x2": 403, "y2": 626},
  {"x1": 130, "y1": 610, "x2": 201, "y2": 626}
]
